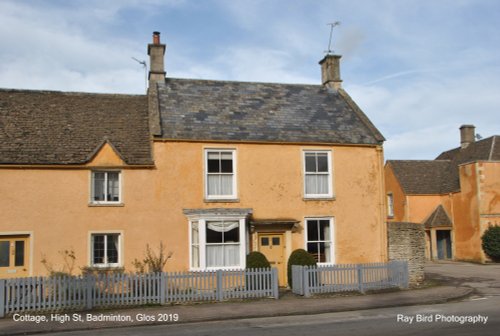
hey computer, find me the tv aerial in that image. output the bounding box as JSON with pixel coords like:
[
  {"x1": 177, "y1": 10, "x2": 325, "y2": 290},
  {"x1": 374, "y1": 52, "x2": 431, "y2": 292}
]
[
  {"x1": 132, "y1": 57, "x2": 147, "y2": 92},
  {"x1": 325, "y1": 21, "x2": 341, "y2": 55}
]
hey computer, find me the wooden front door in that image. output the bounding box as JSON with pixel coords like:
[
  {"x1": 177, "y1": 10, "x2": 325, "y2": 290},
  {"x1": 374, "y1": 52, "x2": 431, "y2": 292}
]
[
  {"x1": 258, "y1": 233, "x2": 286, "y2": 286},
  {"x1": 0, "y1": 235, "x2": 30, "y2": 278}
]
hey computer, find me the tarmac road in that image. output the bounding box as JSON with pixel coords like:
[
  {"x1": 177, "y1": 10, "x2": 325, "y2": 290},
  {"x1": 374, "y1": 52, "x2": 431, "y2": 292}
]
[{"x1": 36, "y1": 295, "x2": 500, "y2": 336}]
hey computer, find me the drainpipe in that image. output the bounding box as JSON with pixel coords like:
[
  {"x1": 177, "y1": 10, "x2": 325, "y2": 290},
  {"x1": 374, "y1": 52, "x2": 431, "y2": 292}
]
[{"x1": 376, "y1": 145, "x2": 388, "y2": 261}]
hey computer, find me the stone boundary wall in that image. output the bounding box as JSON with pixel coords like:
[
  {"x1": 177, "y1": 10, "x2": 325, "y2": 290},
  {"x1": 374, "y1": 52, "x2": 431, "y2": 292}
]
[{"x1": 387, "y1": 222, "x2": 425, "y2": 285}]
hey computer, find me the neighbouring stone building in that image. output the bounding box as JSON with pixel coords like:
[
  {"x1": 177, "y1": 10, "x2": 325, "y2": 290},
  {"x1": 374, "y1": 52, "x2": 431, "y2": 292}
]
[{"x1": 385, "y1": 125, "x2": 500, "y2": 263}]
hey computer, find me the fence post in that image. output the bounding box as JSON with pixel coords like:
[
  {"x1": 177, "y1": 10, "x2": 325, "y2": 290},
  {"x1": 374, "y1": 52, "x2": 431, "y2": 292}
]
[
  {"x1": 272, "y1": 268, "x2": 279, "y2": 299},
  {"x1": 85, "y1": 276, "x2": 93, "y2": 310},
  {"x1": 216, "y1": 270, "x2": 223, "y2": 301},
  {"x1": 0, "y1": 279, "x2": 5, "y2": 318},
  {"x1": 402, "y1": 261, "x2": 409, "y2": 288},
  {"x1": 357, "y1": 264, "x2": 365, "y2": 294},
  {"x1": 303, "y1": 266, "x2": 310, "y2": 297},
  {"x1": 160, "y1": 272, "x2": 167, "y2": 305}
]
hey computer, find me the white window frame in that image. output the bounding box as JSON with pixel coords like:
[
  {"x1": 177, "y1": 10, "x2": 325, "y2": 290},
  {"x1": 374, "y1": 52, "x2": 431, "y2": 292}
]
[
  {"x1": 89, "y1": 232, "x2": 122, "y2": 268},
  {"x1": 387, "y1": 193, "x2": 394, "y2": 218},
  {"x1": 90, "y1": 170, "x2": 122, "y2": 204},
  {"x1": 304, "y1": 217, "x2": 335, "y2": 265},
  {"x1": 303, "y1": 150, "x2": 333, "y2": 199},
  {"x1": 188, "y1": 216, "x2": 246, "y2": 270},
  {"x1": 204, "y1": 149, "x2": 237, "y2": 200}
]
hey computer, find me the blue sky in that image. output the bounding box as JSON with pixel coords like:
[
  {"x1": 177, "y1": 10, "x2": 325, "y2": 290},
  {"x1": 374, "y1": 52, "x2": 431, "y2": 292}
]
[{"x1": 0, "y1": 0, "x2": 499, "y2": 160}]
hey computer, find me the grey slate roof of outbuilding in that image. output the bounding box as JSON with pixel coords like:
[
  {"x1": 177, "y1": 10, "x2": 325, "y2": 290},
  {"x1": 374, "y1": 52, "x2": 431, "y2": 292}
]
[
  {"x1": 423, "y1": 205, "x2": 453, "y2": 228},
  {"x1": 0, "y1": 89, "x2": 153, "y2": 165},
  {"x1": 388, "y1": 135, "x2": 499, "y2": 194},
  {"x1": 155, "y1": 78, "x2": 384, "y2": 145}
]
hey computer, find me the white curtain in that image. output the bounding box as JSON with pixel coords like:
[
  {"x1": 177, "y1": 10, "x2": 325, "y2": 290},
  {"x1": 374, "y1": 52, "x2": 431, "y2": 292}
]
[
  {"x1": 305, "y1": 174, "x2": 329, "y2": 194},
  {"x1": 207, "y1": 175, "x2": 220, "y2": 195},
  {"x1": 207, "y1": 221, "x2": 239, "y2": 233},
  {"x1": 322, "y1": 223, "x2": 331, "y2": 262},
  {"x1": 207, "y1": 244, "x2": 240, "y2": 267},
  {"x1": 93, "y1": 173, "x2": 105, "y2": 200},
  {"x1": 108, "y1": 234, "x2": 119, "y2": 263},
  {"x1": 107, "y1": 173, "x2": 119, "y2": 201},
  {"x1": 191, "y1": 222, "x2": 200, "y2": 268},
  {"x1": 207, "y1": 174, "x2": 233, "y2": 196}
]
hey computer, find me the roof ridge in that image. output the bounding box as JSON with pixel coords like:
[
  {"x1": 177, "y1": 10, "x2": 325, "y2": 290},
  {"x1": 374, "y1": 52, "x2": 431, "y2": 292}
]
[
  {"x1": 0, "y1": 87, "x2": 146, "y2": 97},
  {"x1": 489, "y1": 135, "x2": 496, "y2": 160},
  {"x1": 164, "y1": 77, "x2": 322, "y2": 88}
]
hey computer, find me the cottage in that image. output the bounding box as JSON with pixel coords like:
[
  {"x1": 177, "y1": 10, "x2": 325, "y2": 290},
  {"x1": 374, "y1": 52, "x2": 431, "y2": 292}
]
[{"x1": 0, "y1": 32, "x2": 387, "y2": 284}]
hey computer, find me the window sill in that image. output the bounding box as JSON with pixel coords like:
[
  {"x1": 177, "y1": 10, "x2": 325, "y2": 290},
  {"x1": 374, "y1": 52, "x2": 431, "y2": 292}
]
[
  {"x1": 204, "y1": 198, "x2": 240, "y2": 203},
  {"x1": 387, "y1": 215, "x2": 394, "y2": 219},
  {"x1": 191, "y1": 267, "x2": 245, "y2": 271},
  {"x1": 303, "y1": 197, "x2": 336, "y2": 201},
  {"x1": 88, "y1": 203, "x2": 125, "y2": 207}
]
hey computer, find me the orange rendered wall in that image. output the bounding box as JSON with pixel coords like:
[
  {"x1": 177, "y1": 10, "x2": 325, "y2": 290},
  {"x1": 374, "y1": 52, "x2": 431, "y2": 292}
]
[
  {"x1": 453, "y1": 161, "x2": 500, "y2": 262},
  {"x1": 406, "y1": 195, "x2": 444, "y2": 223},
  {"x1": 0, "y1": 141, "x2": 387, "y2": 276},
  {"x1": 452, "y1": 162, "x2": 481, "y2": 261},
  {"x1": 384, "y1": 164, "x2": 406, "y2": 222}
]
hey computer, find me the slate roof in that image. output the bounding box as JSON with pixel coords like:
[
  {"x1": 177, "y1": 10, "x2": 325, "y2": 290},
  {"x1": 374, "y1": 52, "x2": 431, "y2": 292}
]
[
  {"x1": 433, "y1": 136, "x2": 500, "y2": 192},
  {"x1": 156, "y1": 78, "x2": 384, "y2": 145},
  {"x1": 388, "y1": 136, "x2": 499, "y2": 194},
  {"x1": 423, "y1": 205, "x2": 453, "y2": 228},
  {"x1": 0, "y1": 89, "x2": 152, "y2": 165},
  {"x1": 387, "y1": 160, "x2": 452, "y2": 194}
]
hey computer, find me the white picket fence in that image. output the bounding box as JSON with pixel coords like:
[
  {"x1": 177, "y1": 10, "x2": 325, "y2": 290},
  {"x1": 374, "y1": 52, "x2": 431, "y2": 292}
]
[
  {"x1": 292, "y1": 261, "x2": 408, "y2": 297},
  {"x1": 0, "y1": 268, "x2": 278, "y2": 317}
]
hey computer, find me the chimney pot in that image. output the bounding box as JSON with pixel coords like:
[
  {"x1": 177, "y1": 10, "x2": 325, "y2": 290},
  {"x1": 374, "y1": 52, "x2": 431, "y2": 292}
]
[
  {"x1": 153, "y1": 31, "x2": 161, "y2": 44},
  {"x1": 460, "y1": 124, "x2": 475, "y2": 149}
]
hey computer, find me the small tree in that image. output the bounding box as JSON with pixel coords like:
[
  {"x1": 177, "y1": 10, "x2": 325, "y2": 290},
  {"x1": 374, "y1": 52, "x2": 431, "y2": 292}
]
[
  {"x1": 41, "y1": 249, "x2": 76, "y2": 277},
  {"x1": 482, "y1": 225, "x2": 500, "y2": 262},
  {"x1": 246, "y1": 251, "x2": 271, "y2": 269},
  {"x1": 287, "y1": 249, "x2": 317, "y2": 287},
  {"x1": 132, "y1": 241, "x2": 173, "y2": 273}
]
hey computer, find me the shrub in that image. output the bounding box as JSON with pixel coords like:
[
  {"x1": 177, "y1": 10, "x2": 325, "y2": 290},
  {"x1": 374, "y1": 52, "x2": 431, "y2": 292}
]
[
  {"x1": 132, "y1": 241, "x2": 173, "y2": 273},
  {"x1": 287, "y1": 249, "x2": 316, "y2": 287},
  {"x1": 482, "y1": 225, "x2": 500, "y2": 262},
  {"x1": 41, "y1": 249, "x2": 76, "y2": 277},
  {"x1": 246, "y1": 251, "x2": 271, "y2": 269}
]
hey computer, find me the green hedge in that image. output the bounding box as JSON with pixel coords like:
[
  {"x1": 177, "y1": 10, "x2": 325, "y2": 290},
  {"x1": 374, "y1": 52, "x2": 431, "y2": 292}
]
[
  {"x1": 482, "y1": 225, "x2": 500, "y2": 262},
  {"x1": 287, "y1": 249, "x2": 316, "y2": 287},
  {"x1": 246, "y1": 251, "x2": 271, "y2": 269}
]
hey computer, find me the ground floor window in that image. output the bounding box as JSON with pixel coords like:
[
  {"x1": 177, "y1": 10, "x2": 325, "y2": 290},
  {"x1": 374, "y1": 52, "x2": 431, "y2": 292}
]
[
  {"x1": 91, "y1": 233, "x2": 121, "y2": 267},
  {"x1": 305, "y1": 217, "x2": 334, "y2": 264},
  {"x1": 189, "y1": 218, "x2": 246, "y2": 270}
]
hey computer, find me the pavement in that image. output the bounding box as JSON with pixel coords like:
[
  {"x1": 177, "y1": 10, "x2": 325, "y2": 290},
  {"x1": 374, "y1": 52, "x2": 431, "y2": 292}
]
[{"x1": 0, "y1": 284, "x2": 473, "y2": 335}]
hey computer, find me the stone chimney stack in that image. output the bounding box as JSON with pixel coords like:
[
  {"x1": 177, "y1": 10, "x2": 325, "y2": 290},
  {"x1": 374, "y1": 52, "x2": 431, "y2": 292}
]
[
  {"x1": 319, "y1": 54, "x2": 342, "y2": 90},
  {"x1": 148, "y1": 31, "x2": 166, "y2": 85},
  {"x1": 460, "y1": 124, "x2": 475, "y2": 149}
]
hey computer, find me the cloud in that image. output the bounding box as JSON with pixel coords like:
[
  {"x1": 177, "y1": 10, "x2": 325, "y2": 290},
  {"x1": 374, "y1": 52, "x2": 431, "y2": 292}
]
[{"x1": 0, "y1": 0, "x2": 498, "y2": 161}]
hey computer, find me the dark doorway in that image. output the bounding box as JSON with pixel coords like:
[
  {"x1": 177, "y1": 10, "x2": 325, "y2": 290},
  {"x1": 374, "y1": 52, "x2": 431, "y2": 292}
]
[{"x1": 436, "y1": 230, "x2": 452, "y2": 259}]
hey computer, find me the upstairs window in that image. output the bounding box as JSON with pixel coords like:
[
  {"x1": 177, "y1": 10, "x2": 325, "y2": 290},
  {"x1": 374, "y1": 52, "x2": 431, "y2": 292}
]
[
  {"x1": 91, "y1": 171, "x2": 121, "y2": 204},
  {"x1": 304, "y1": 151, "x2": 333, "y2": 198},
  {"x1": 205, "y1": 150, "x2": 237, "y2": 199},
  {"x1": 387, "y1": 193, "x2": 394, "y2": 218}
]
